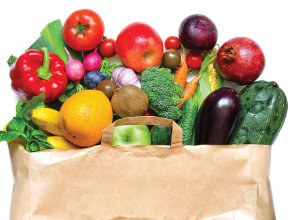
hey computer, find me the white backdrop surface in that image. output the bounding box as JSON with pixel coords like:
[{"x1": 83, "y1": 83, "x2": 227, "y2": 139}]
[{"x1": 0, "y1": 0, "x2": 289, "y2": 219}]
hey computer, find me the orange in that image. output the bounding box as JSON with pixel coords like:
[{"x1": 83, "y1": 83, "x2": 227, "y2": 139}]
[{"x1": 59, "y1": 90, "x2": 113, "y2": 147}]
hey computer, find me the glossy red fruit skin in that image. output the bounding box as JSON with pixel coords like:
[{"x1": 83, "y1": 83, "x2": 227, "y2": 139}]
[
  {"x1": 164, "y1": 36, "x2": 181, "y2": 50},
  {"x1": 116, "y1": 22, "x2": 164, "y2": 73},
  {"x1": 186, "y1": 51, "x2": 203, "y2": 70},
  {"x1": 216, "y1": 37, "x2": 265, "y2": 85}
]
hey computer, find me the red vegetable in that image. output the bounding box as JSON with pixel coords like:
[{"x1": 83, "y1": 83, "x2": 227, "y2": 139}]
[
  {"x1": 83, "y1": 49, "x2": 102, "y2": 72},
  {"x1": 164, "y1": 36, "x2": 180, "y2": 50},
  {"x1": 62, "y1": 9, "x2": 104, "y2": 51},
  {"x1": 178, "y1": 14, "x2": 218, "y2": 51},
  {"x1": 10, "y1": 47, "x2": 68, "y2": 103},
  {"x1": 216, "y1": 37, "x2": 265, "y2": 85},
  {"x1": 98, "y1": 38, "x2": 116, "y2": 58},
  {"x1": 186, "y1": 51, "x2": 203, "y2": 70}
]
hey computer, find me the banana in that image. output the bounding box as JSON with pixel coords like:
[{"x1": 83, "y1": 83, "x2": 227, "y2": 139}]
[
  {"x1": 47, "y1": 136, "x2": 78, "y2": 150},
  {"x1": 30, "y1": 107, "x2": 62, "y2": 136}
]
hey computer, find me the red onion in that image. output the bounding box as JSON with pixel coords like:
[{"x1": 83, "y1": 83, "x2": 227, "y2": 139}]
[{"x1": 178, "y1": 14, "x2": 218, "y2": 51}]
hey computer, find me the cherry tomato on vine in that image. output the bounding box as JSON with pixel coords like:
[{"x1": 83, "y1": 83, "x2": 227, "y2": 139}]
[
  {"x1": 62, "y1": 9, "x2": 104, "y2": 51},
  {"x1": 186, "y1": 51, "x2": 203, "y2": 70},
  {"x1": 98, "y1": 38, "x2": 116, "y2": 58},
  {"x1": 164, "y1": 36, "x2": 181, "y2": 50}
]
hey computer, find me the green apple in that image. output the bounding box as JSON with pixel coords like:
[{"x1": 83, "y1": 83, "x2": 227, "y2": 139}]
[{"x1": 112, "y1": 125, "x2": 151, "y2": 147}]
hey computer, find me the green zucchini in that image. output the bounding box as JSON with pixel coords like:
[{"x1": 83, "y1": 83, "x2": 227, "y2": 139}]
[
  {"x1": 151, "y1": 125, "x2": 172, "y2": 145},
  {"x1": 178, "y1": 98, "x2": 199, "y2": 145},
  {"x1": 230, "y1": 80, "x2": 288, "y2": 145}
]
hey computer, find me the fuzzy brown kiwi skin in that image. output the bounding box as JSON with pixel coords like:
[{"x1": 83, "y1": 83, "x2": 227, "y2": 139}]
[{"x1": 111, "y1": 85, "x2": 149, "y2": 118}]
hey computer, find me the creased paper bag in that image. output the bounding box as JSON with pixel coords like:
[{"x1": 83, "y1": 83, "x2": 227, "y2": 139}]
[{"x1": 9, "y1": 116, "x2": 275, "y2": 220}]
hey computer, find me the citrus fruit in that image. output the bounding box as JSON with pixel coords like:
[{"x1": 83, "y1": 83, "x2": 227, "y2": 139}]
[{"x1": 59, "y1": 90, "x2": 113, "y2": 147}]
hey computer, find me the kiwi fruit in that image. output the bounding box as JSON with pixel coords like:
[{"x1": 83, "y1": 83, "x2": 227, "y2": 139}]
[
  {"x1": 96, "y1": 80, "x2": 117, "y2": 99},
  {"x1": 111, "y1": 85, "x2": 149, "y2": 117}
]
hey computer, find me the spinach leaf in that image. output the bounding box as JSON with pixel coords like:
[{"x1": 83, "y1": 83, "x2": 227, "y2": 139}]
[
  {"x1": 0, "y1": 93, "x2": 52, "y2": 152},
  {"x1": 22, "y1": 92, "x2": 45, "y2": 120},
  {"x1": 0, "y1": 131, "x2": 26, "y2": 142}
]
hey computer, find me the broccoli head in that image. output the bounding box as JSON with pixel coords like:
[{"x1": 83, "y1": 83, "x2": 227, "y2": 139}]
[{"x1": 141, "y1": 67, "x2": 184, "y2": 121}]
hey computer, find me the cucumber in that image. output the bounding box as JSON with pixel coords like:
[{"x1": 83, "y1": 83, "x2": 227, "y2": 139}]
[
  {"x1": 151, "y1": 125, "x2": 172, "y2": 145},
  {"x1": 230, "y1": 80, "x2": 288, "y2": 145},
  {"x1": 178, "y1": 98, "x2": 199, "y2": 145}
]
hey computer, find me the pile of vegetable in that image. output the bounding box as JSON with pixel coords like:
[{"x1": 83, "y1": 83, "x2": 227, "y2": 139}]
[{"x1": 0, "y1": 9, "x2": 288, "y2": 151}]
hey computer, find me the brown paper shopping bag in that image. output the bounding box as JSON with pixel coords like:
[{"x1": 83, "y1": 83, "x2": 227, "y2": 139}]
[{"x1": 9, "y1": 116, "x2": 275, "y2": 220}]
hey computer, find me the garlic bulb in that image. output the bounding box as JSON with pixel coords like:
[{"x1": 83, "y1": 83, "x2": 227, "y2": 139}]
[{"x1": 111, "y1": 67, "x2": 141, "y2": 87}]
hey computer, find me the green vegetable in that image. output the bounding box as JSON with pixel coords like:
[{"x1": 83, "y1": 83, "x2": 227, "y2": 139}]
[
  {"x1": 0, "y1": 93, "x2": 53, "y2": 152},
  {"x1": 48, "y1": 80, "x2": 86, "y2": 110},
  {"x1": 178, "y1": 98, "x2": 199, "y2": 145},
  {"x1": 99, "y1": 59, "x2": 120, "y2": 79},
  {"x1": 141, "y1": 67, "x2": 184, "y2": 120},
  {"x1": 28, "y1": 19, "x2": 82, "y2": 63},
  {"x1": 192, "y1": 48, "x2": 223, "y2": 107},
  {"x1": 7, "y1": 55, "x2": 17, "y2": 67},
  {"x1": 230, "y1": 81, "x2": 288, "y2": 145},
  {"x1": 151, "y1": 125, "x2": 172, "y2": 145}
]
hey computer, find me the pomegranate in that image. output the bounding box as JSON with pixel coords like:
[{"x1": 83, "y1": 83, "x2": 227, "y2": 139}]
[{"x1": 216, "y1": 37, "x2": 265, "y2": 85}]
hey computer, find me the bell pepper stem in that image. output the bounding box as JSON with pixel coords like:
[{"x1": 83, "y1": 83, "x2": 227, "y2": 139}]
[{"x1": 37, "y1": 47, "x2": 52, "y2": 80}]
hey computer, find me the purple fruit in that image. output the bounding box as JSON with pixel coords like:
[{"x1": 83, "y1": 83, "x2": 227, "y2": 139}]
[
  {"x1": 195, "y1": 87, "x2": 241, "y2": 145},
  {"x1": 178, "y1": 14, "x2": 218, "y2": 51},
  {"x1": 83, "y1": 71, "x2": 107, "y2": 89}
]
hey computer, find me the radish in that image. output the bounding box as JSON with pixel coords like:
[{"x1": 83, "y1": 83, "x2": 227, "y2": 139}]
[
  {"x1": 83, "y1": 49, "x2": 102, "y2": 72},
  {"x1": 64, "y1": 47, "x2": 85, "y2": 83}
]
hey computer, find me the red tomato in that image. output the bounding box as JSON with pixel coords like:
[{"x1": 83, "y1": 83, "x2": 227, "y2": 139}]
[
  {"x1": 98, "y1": 38, "x2": 116, "y2": 58},
  {"x1": 63, "y1": 9, "x2": 104, "y2": 51},
  {"x1": 164, "y1": 36, "x2": 180, "y2": 50},
  {"x1": 186, "y1": 51, "x2": 203, "y2": 70}
]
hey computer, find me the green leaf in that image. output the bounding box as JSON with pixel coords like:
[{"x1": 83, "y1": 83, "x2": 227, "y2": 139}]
[
  {"x1": 192, "y1": 48, "x2": 222, "y2": 107},
  {"x1": 99, "y1": 60, "x2": 120, "y2": 79},
  {"x1": 0, "y1": 131, "x2": 26, "y2": 142},
  {"x1": 40, "y1": 19, "x2": 68, "y2": 63},
  {"x1": 29, "y1": 130, "x2": 47, "y2": 139},
  {"x1": 16, "y1": 101, "x2": 25, "y2": 117},
  {"x1": 58, "y1": 94, "x2": 69, "y2": 103},
  {"x1": 7, "y1": 117, "x2": 26, "y2": 133},
  {"x1": 7, "y1": 55, "x2": 17, "y2": 67},
  {"x1": 27, "y1": 141, "x2": 39, "y2": 152},
  {"x1": 38, "y1": 139, "x2": 53, "y2": 150},
  {"x1": 28, "y1": 36, "x2": 56, "y2": 53},
  {"x1": 22, "y1": 93, "x2": 46, "y2": 121}
]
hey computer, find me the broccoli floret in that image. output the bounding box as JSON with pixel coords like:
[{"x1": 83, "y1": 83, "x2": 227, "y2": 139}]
[{"x1": 141, "y1": 67, "x2": 184, "y2": 121}]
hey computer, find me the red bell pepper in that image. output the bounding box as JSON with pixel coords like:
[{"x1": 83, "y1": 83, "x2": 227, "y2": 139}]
[{"x1": 10, "y1": 47, "x2": 68, "y2": 103}]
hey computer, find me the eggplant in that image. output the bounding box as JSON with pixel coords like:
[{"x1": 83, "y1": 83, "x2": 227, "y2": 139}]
[{"x1": 195, "y1": 87, "x2": 241, "y2": 145}]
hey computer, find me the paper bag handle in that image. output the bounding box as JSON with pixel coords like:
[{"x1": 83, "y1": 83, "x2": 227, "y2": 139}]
[{"x1": 101, "y1": 116, "x2": 183, "y2": 147}]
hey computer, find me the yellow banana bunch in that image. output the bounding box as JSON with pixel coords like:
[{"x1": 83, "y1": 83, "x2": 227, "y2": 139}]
[
  {"x1": 30, "y1": 108, "x2": 62, "y2": 136},
  {"x1": 47, "y1": 136, "x2": 78, "y2": 150}
]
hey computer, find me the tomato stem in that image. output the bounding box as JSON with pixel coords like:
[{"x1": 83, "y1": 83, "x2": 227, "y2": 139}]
[{"x1": 71, "y1": 21, "x2": 89, "y2": 37}]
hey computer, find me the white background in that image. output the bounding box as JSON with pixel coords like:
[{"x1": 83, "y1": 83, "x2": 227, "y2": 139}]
[{"x1": 0, "y1": 0, "x2": 289, "y2": 219}]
